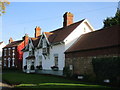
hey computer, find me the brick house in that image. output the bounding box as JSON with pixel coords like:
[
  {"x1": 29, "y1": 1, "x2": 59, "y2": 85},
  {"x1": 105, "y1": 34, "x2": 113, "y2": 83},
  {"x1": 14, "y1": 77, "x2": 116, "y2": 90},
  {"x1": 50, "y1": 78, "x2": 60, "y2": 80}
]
[
  {"x1": 65, "y1": 25, "x2": 120, "y2": 77},
  {"x1": 2, "y1": 34, "x2": 29, "y2": 69}
]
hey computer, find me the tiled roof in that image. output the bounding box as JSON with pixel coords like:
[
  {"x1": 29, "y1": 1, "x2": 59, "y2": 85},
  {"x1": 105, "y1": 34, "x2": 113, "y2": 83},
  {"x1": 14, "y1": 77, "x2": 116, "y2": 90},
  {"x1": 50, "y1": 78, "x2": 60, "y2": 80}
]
[
  {"x1": 47, "y1": 19, "x2": 84, "y2": 44},
  {"x1": 31, "y1": 36, "x2": 41, "y2": 47},
  {"x1": 0, "y1": 41, "x2": 3, "y2": 45},
  {"x1": 65, "y1": 25, "x2": 120, "y2": 53},
  {"x1": 31, "y1": 19, "x2": 85, "y2": 47},
  {"x1": 4, "y1": 40, "x2": 23, "y2": 48}
]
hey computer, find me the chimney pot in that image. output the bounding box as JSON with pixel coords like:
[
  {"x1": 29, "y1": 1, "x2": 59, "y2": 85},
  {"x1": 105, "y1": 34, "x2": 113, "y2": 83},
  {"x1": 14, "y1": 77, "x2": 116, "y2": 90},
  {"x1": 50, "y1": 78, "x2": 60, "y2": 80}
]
[
  {"x1": 9, "y1": 37, "x2": 14, "y2": 43},
  {"x1": 63, "y1": 12, "x2": 74, "y2": 27},
  {"x1": 35, "y1": 26, "x2": 41, "y2": 38}
]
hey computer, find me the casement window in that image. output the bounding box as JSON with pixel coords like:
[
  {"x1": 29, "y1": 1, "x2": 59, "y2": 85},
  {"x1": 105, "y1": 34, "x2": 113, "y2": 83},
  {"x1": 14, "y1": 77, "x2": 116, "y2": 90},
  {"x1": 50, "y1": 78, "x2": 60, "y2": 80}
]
[
  {"x1": 8, "y1": 58, "x2": 11, "y2": 68},
  {"x1": 54, "y1": 54, "x2": 58, "y2": 67},
  {"x1": 8, "y1": 48, "x2": 11, "y2": 56},
  {"x1": 4, "y1": 48, "x2": 7, "y2": 56},
  {"x1": 29, "y1": 50, "x2": 34, "y2": 56},
  {"x1": 42, "y1": 39, "x2": 47, "y2": 48},
  {"x1": 12, "y1": 58, "x2": 15, "y2": 66},
  {"x1": 4, "y1": 58, "x2": 6, "y2": 66},
  {"x1": 12, "y1": 47, "x2": 15, "y2": 49},
  {"x1": 84, "y1": 28, "x2": 86, "y2": 32},
  {"x1": 39, "y1": 56, "x2": 42, "y2": 66}
]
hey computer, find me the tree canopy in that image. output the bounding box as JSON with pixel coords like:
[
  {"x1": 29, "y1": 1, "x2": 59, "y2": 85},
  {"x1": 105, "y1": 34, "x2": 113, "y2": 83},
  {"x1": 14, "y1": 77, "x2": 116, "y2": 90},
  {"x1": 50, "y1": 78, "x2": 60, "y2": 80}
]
[
  {"x1": 0, "y1": 0, "x2": 10, "y2": 16},
  {"x1": 103, "y1": 8, "x2": 120, "y2": 28}
]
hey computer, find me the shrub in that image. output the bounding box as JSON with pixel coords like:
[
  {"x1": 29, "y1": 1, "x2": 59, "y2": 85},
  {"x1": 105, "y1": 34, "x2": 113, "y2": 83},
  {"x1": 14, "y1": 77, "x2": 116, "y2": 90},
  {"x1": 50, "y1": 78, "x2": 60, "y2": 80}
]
[
  {"x1": 51, "y1": 66, "x2": 59, "y2": 71},
  {"x1": 92, "y1": 56, "x2": 120, "y2": 86},
  {"x1": 36, "y1": 65, "x2": 42, "y2": 70},
  {"x1": 24, "y1": 65, "x2": 27, "y2": 70},
  {"x1": 63, "y1": 66, "x2": 72, "y2": 77}
]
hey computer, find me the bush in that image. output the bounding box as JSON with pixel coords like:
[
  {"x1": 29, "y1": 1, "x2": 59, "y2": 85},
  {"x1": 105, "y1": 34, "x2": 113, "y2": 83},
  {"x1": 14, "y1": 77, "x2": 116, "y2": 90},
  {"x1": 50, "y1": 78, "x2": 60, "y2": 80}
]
[
  {"x1": 92, "y1": 57, "x2": 120, "y2": 86},
  {"x1": 24, "y1": 65, "x2": 27, "y2": 70},
  {"x1": 36, "y1": 65, "x2": 42, "y2": 70},
  {"x1": 63, "y1": 66, "x2": 72, "y2": 77},
  {"x1": 51, "y1": 66, "x2": 59, "y2": 71}
]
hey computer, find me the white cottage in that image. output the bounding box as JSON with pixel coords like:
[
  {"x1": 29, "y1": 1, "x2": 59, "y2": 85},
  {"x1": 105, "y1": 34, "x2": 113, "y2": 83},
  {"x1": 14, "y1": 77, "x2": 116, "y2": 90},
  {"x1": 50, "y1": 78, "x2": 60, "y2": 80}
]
[{"x1": 22, "y1": 12, "x2": 94, "y2": 75}]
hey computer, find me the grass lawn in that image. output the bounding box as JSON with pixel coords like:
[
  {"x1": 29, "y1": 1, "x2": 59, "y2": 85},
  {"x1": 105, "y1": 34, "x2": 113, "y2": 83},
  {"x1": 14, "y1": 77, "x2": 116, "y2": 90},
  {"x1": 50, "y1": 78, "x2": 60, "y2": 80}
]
[{"x1": 2, "y1": 70, "x2": 115, "y2": 89}]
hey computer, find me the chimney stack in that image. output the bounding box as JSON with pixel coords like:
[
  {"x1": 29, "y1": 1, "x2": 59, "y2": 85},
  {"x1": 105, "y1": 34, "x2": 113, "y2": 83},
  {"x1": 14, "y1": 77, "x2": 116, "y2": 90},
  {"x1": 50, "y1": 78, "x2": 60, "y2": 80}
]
[
  {"x1": 35, "y1": 26, "x2": 41, "y2": 38},
  {"x1": 9, "y1": 37, "x2": 14, "y2": 43},
  {"x1": 63, "y1": 12, "x2": 73, "y2": 27},
  {"x1": 23, "y1": 34, "x2": 29, "y2": 46}
]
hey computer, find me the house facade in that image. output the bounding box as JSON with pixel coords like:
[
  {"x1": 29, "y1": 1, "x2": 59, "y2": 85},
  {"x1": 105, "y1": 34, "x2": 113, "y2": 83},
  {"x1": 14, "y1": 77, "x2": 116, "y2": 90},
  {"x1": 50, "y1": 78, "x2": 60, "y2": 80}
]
[
  {"x1": 22, "y1": 12, "x2": 95, "y2": 75},
  {"x1": 65, "y1": 25, "x2": 120, "y2": 78},
  {"x1": 0, "y1": 41, "x2": 5, "y2": 66},
  {"x1": 2, "y1": 34, "x2": 29, "y2": 69}
]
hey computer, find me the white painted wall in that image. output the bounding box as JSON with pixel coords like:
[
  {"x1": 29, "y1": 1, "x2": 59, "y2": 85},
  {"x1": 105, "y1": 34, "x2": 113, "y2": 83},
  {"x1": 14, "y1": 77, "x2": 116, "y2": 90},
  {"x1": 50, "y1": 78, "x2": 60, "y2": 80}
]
[
  {"x1": 64, "y1": 20, "x2": 94, "y2": 50},
  {"x1": 23, "y1": 51, "x2": 29, "y2": 68},
  {"x1": 0, "y1": 42, "x2": 5, "y2": 57},
  {"x1": 35, "y1": 43, "x2": 65, "y2": 70}
]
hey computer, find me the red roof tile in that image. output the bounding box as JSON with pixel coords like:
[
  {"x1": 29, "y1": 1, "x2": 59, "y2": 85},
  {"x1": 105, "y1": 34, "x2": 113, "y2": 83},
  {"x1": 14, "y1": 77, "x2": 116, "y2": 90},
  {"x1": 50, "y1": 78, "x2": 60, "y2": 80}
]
[
  {"x1": 4, "y1": 40, "x2": 23, "y2": 48},
  {"x1": 65, "y1": 25, "x2": 120, "y2": 53}
]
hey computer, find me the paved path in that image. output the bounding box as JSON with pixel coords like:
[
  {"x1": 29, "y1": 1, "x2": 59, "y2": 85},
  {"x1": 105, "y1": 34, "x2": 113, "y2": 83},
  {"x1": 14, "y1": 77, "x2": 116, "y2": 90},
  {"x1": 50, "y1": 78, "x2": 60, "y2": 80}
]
[{"x1": 0, "y1": 82, "x2": 14, "y2": 89}]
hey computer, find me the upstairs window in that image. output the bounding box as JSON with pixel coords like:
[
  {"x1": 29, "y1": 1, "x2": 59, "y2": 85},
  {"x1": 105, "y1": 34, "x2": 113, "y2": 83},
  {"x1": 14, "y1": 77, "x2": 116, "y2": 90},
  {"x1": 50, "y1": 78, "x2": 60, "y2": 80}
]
[
  {"x1": 4, "y1": 49, "x2": 7, "y2": 56},
  {"x1": 29, "y1": 50, "x2": 34, "y2": 56},
  {"x1": 42, "y1": 39, "x2": 47, "y2": 48},
  {"x1": 8, "y1": 48, "x2": 11, "y2": 56}
]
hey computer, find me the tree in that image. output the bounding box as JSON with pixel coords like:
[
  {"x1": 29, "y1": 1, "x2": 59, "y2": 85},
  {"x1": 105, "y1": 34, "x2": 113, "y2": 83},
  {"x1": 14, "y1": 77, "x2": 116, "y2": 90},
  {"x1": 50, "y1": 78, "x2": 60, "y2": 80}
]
[
  {"x1": 103, "y1": 2, "x2": 120, "y2": 28},
  {"x1": 0, "y1": 0, "x2": 10, "y2": 16},
  {"x1": 103, "y1": 9, "x2": 120, "y2": 28}
]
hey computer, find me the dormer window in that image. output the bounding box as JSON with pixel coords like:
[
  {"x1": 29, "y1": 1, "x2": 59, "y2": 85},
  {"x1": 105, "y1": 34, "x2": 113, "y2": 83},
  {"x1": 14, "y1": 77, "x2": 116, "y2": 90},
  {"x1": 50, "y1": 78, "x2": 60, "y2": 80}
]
[
  {"x1": 29, "y1": 45, "x2": 34, "y2": 56},
  {"x1": 42, "y1": 39, "x2": 47, "y2": 48},
  {"x1": 29, "y1": 50, "x2": 34, "y2": 56}
]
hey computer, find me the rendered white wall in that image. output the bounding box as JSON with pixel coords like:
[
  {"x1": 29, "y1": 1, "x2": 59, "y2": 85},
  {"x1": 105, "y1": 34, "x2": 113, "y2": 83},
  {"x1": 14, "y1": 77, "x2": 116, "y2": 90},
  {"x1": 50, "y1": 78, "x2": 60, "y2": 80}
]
[
  {"x1": 0, "y1": 42, "x2": 5, "y2": 57},
  {"x1": 23, "y1": 51, "x2": 29, "y2": 68},
  {"x1": 35, "y1": 43, "x2": 65, "y2": 70},
  {"x1": 64, "y1": 20, "x2": 94, "y2": 51}
]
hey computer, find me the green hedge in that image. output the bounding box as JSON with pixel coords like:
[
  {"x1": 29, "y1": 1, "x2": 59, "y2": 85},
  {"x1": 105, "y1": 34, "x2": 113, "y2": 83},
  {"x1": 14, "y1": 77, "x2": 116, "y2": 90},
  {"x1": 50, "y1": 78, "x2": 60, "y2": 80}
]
[{"x1": 92, "y1": 57, "x2": 120, "y2": 84}]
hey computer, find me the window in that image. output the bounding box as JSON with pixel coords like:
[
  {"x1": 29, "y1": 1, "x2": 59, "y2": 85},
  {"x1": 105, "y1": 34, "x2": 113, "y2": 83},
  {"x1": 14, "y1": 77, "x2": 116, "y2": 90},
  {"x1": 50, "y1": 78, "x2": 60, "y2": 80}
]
[
  {"x1": 8, "y1": 48, "x2": 11, "y2": 56},
  {"x1": 4, "y1": 58, "x2": 6, "y2": 66},
  {"x1": 54, "y1": 54, "x2": 58, "y2": 67},
  {"x1": 29, "y1": 50, "x2": 34, "y2": 56},
  {"x1": 42, "y1": 39, "x2": 47, "y2": 48},
  {"x1": 12, "y1": 47, "x2": 15, "y2": 49},
  {"x1": 84, "y1": 28, "x2": 86, "y2": 32},
  {"x1": 39, "y1": 56, "x2": 42, "y2": 66},
  {"x1": 12, "y1": 58, "x2": 15, "y2": 66},
  {"x1": 8, "y1": 58, "x2": 11, "y2": 68},
  {"x1": 4, "y1": 48, "x2": 7, "y2": 56}
]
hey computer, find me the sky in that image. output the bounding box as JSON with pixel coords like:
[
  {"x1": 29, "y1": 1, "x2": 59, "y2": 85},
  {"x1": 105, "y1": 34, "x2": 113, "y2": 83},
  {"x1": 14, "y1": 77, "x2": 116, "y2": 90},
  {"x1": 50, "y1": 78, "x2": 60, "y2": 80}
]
[{"x1": 1, "y1": 1, "x2": 119, "y2": 44}]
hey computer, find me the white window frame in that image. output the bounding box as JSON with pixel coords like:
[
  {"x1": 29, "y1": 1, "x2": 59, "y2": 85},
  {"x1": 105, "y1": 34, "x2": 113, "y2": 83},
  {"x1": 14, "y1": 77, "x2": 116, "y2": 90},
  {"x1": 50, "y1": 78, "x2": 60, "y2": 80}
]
[
  {"x1": 8, "y1": 48, "x2": 11, "y2": 56},
  {"x1": 4, "y1": 49, "x2": 6, "y2": 56},
  {"x1": 8, "y1": 58, "x2": 11, "y2": 68},
  {"x1": 54, "y1": 54, "x2": 58, "y2": 67},
  {"x1": 12, "y1": 58, "x2": 15, "y2": 66},
  {"x1": 4, "y1": 58, "x2": 6, "y2": 66},
  {"x1": 39, "y1": 56, "x2": 42, "y2": 66}
]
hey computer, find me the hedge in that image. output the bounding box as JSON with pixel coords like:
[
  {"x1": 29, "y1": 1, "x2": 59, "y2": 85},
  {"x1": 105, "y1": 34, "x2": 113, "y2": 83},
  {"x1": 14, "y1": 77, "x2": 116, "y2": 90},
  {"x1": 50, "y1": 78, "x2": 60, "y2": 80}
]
[{"x1": 92, "y1": 56, "x2": 120, "y2": 84}]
